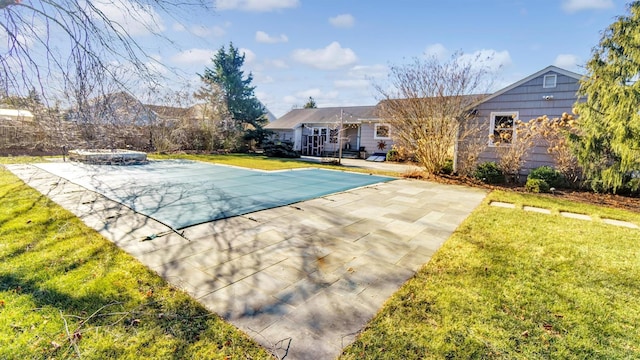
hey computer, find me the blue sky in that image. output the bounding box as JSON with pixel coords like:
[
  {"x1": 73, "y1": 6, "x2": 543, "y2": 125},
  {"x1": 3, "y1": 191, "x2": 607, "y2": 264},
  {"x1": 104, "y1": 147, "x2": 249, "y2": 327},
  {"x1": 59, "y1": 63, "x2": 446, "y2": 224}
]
[{"x1": 68, "y1": 0, "x2": 629, "y2": 117}]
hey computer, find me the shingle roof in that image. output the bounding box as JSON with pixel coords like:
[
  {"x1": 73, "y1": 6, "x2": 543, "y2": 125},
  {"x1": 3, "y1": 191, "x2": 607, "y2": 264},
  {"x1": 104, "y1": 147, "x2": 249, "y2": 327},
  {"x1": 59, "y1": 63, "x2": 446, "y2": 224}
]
[
  {"x1": 145, "y1": 104, "x2": 191, "y2": 119},
  {"x1": 265, "y1": 105, "x2": 378, "y2": 130}
]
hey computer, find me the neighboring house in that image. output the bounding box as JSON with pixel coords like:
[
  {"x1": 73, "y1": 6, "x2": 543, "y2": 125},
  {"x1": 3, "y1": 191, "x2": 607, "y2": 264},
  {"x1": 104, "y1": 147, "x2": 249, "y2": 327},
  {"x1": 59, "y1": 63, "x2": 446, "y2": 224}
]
[
  {"x1": 0, "y1": 108, "x2": 34, "y2": 122},
  {"x1": 0, "y1": 108, "x2": 36, "y2": 147},
  {"x1": 264, "y1": 106, "x2": 394, "y2": 157},
  {"x1": 66, "y1": 92, "x2": 156, "y2": 126},
  {"x1": 471, "y1": 65, "x2": 582, "y2": 173}
]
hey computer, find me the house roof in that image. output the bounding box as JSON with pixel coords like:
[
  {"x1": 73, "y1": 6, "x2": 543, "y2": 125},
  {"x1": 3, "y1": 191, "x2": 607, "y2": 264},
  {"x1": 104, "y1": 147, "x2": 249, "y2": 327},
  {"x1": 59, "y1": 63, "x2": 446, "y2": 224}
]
[
  {"x1": 265, "y1": 105, "x2": 378, "y2": 130},
  {"x1": 0, "y1": 108, "x2": 34, "y2": 120},
  {"x1": 377, "y1": 94, "x2": 488, "y2": 114},
  {"x1": 473, "y1": 65, "x2": 583, "y2": 107},
  {"x1": 145, "y1": 104, "x2": 191, "y2": 119}
]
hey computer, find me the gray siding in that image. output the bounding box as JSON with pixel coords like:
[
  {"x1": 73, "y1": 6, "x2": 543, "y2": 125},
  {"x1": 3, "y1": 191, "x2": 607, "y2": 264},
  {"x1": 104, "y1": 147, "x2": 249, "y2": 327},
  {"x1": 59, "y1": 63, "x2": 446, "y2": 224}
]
[
  {"x1": 474, "y1": 70, "x2": 580, "y2": 174},
  {"x1": 271, "y1": 130, "x2": 295, "y2": 143},
  {"x1": 360, "y1": 123, "x2": 395, "y2": 155}
]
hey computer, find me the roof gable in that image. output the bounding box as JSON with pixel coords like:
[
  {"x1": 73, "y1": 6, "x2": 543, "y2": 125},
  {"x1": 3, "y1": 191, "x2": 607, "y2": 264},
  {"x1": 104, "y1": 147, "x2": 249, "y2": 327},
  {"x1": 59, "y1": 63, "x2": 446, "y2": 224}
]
[{"x1": 474, "y1": 65, "x2": 583, "y2": 107}]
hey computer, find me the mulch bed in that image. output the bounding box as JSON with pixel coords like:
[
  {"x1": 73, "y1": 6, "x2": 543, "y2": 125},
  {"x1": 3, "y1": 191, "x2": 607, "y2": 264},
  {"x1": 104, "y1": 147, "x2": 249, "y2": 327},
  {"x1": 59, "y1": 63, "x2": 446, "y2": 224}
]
[{"x1": 421, "y1": 173, "x2": 640, "y2": 214}]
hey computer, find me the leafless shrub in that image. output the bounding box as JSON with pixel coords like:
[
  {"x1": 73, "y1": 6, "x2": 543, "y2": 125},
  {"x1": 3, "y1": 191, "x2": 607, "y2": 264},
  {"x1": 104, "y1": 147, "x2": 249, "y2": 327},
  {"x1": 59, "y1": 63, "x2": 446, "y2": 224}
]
[
  {"x1": 490, "y1": 113, "x2": 581, "y2": 183},
  {"x1": 375, "y1": 52, "x2": 493, "y2": 174}
]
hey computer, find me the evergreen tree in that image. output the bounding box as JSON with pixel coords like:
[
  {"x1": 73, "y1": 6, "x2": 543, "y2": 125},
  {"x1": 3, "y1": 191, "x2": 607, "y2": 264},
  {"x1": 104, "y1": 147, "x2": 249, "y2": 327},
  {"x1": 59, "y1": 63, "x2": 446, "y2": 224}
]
[
  {"x1": 303, "y1": 96, "x2": 317, "y2": 109},
  {"x1": 573, "y1": 1, "x2": 640, "y2": 193},
  {"x1": 200, "y1": 43, "x2": 268, "y2": 143}
]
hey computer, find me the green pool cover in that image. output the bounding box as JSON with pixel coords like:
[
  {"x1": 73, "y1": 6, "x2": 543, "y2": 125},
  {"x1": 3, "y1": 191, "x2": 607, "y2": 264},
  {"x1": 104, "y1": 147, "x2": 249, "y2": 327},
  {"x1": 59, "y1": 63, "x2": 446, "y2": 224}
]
[{"x1": 35, "y1": 160, "x2": 394, "y2": 230}]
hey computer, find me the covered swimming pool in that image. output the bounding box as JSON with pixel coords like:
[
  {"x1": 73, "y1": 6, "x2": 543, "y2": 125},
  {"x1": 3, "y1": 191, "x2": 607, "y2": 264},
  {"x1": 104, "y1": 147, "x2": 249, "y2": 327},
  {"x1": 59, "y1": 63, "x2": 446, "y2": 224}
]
[{"x1": 35, "y1": 160, "x2": 394, "y2": 230}]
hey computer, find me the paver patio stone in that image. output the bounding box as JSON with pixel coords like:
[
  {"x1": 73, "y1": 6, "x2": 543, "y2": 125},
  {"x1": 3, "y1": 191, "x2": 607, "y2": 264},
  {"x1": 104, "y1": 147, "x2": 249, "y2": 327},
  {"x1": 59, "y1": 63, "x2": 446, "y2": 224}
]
[{"x1": 7, "y1": 164, "x2": 487, "y2": 359}]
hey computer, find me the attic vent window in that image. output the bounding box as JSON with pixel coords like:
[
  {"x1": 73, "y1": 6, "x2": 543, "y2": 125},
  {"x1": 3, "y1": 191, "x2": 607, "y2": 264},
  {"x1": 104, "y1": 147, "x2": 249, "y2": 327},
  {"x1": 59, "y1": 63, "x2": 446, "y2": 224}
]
[{"x1": 543, "y1": 74, "x2": 557, "y2": 88}]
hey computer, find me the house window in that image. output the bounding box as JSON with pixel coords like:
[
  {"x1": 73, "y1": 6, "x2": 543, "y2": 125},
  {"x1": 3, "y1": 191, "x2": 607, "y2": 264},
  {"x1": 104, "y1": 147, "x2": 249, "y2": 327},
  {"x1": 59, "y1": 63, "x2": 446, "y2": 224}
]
[
  {"x1": 543, "y1": 74, "x2": 557, "y2": 88},
  {"x1": 490, "y1": 111, "x2": 518, "y2": 145},
  {"x1": 374, "y1": 123, "x2": 391, "y2": 139},
  {"x1": 329, "y1": 128, "x2": 338, "y2": 143}
]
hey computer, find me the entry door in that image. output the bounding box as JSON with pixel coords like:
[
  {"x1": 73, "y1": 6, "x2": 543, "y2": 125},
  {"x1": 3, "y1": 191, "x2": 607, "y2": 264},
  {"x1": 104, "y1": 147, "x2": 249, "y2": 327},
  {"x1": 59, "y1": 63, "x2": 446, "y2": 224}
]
[{"x1": 311, "y1": 127, "x2": 327, "y2": 156}]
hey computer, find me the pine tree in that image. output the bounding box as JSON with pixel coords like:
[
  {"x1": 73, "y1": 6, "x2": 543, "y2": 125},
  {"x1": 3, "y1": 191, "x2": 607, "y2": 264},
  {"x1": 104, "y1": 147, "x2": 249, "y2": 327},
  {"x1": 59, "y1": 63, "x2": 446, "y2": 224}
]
[
  {"x1": 199, "y1": 43, "x2": 268, "y2": 144},
  {"x1": 303, "y1": 96, "x2": 317, "y2": 109},
  {"x1": 573, "y1": 2, "x2": 640, "y2": 193}
]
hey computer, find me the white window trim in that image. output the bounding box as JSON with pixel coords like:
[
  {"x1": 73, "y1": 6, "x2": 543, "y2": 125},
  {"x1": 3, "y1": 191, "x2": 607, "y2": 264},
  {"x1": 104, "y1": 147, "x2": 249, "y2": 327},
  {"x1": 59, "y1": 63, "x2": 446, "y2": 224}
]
[
  {"x1": 374, "y1": 123, "x2": 391, "y2": 140},
  {"x1": 311, "y1": 126, "x2": 328, "y2": 141},
  {"x1": 489, "y1": 111, "x2": 518, "y2": 146},
  {"x1": 543, "y1": 74, "x2": 557, "y2": 88}
]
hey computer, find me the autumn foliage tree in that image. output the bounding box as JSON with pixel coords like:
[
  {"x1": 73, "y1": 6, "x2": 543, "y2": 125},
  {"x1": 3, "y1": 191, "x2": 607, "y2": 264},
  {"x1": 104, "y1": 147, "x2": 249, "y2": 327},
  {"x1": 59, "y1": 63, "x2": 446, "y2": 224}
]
[{"x1": 572, "y1": 1, "x2": 640, "y2": 193}]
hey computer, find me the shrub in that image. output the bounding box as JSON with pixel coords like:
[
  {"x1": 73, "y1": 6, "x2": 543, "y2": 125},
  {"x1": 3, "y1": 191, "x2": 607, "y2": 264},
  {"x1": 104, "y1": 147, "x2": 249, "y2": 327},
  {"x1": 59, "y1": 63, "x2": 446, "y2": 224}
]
[
  {"x1": 473, "y1": 162, "x2": 504, "y2": 184},
  {"x1": 261, "y1": 140, "x2": 299, "y2": 158},
  {"x1": 624, "y1": 178, "x2": 640, "y2": 196},
  {"x1": 440, "y1": 159, "x2": 454, "y2": 175},
  {"x1": 528, "y1": 166, "x2": 564, "y2": 188},
  {"x1": 525, "y1": 178, "x2": 551, "y2": 193},
  {"x1": 386, "y1": 148, "x2": 400, "y2": 162}
]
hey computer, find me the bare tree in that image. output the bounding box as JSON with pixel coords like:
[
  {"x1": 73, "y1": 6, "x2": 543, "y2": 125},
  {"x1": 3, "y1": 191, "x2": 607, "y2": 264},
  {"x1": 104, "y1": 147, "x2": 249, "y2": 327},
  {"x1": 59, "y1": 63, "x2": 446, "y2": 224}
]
[
  {"x1": 375, "y1": 53, "x2": 493, "y2": 175},
  {"x1": 1, "y1": 0, "x2": 210, "y2": 102},
  {"x1": 193, "y1": 78, "x2": 238, "y2": 152}
]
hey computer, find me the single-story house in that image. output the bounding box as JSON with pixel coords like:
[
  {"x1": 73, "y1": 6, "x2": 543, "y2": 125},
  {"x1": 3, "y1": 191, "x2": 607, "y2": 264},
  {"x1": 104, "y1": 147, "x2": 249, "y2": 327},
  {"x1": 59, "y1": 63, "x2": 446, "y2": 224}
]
[
  {"x1": 471, "y1": 65, "x2": 582, "y2": 173},
  {"x1": 0, "y1": 108, "x2": 34, "y2": 122},
  {"x1": 267, "y1": 65, "x2": 582, "y2": 170},
  {"x1": 264, "y1": 106, "x2": 394, "y2": 157}
]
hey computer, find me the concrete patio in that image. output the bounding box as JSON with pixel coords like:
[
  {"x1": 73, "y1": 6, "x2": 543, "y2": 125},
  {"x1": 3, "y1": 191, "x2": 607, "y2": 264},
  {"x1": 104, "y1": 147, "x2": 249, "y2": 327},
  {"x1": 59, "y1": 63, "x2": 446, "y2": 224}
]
[{"x1": 7, "y1": 163, "x2": 486, "y2": 359}]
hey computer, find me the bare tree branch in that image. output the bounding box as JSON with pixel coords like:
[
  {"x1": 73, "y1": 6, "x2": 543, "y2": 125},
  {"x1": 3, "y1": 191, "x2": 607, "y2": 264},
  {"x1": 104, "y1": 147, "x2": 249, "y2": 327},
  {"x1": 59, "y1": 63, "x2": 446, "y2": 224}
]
[{"x1": 1, "y1": 0, "x2": 211, "y2": 103}]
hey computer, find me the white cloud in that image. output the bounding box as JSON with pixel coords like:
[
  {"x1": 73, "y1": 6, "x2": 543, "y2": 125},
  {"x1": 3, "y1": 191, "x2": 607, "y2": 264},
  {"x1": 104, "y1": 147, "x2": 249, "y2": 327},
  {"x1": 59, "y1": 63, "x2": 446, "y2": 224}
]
[
  {"x1": 458, "y1": 49, "x2": 512, "y2": 72},
  {"x1": 334, "y1": 79, "x2": 370, "y2": 89},
  {"x1": 334, "y1": 64, "x2": 388, "y2": 89},
  {"x1": 216, "y1": 0, "x2": 299, "y2": 12},
  {"x1": 0, "y1": 18, "x2": 45, "y2": 49},
  {"x1": 253, "y1": 73, "x2": 274, "y2": 84},
  {"x1": 554, "y1": 54, "x2": 582, "y2": 70},
  {"x1": 424, "y1": 43, "x2": 449, "y2": 61},
  {"x1": 190, "y1": 25, "x2": 226, "y2": 37},
  {"x1": 255, "y1": 31, "x2": 288, "y2": 43},
  {"x1": 562, "y1": 0, "x2": 614, "y2": 12},
  {"x1": 171, "y1": 48, "x2": 215, "y2": 65},
  {"x1": 146, "y1": 55, "x2": 169, "y2": 75},
  {"x1": 265, "y1": 59, "x2": 289, "y2": 69},
  {"x1": 329, "y1": 14, "x2": 355, "y2": 28},
  {"x1": 94, "y1": 0, "x2": 165, "y2": 36},
  {"x1": 291, "y1": 42, "x2": 358, "y2": 70},
  {"x1": 347, "y1": 64, "x2": 388, "y2": 80},
  {"x1": 298, "y1": 88, "x2": 329, "y2": 99},
  {"x1": 283, "y1": 89, "x2": 339, "y2": 108},
  {"x1": 172, "y1": 23, "x2": 186, "y2": 32},
  {"x1": 239, "y1": 48, "x2": 256, "y2": 64}
]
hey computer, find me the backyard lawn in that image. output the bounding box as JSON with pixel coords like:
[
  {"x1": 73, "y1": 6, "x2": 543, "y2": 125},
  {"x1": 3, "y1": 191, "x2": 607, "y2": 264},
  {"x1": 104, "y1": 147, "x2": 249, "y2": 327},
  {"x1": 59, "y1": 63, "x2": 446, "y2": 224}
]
[
  {"x1": 0, "y1": 163, "x2": 271, "y2": 359},
  {"x1": 341, "y1": 191, "x2": 640, "y2": 359},
  {"x1": 1, "y1": 155, "x2": 639, "y2": 359}
]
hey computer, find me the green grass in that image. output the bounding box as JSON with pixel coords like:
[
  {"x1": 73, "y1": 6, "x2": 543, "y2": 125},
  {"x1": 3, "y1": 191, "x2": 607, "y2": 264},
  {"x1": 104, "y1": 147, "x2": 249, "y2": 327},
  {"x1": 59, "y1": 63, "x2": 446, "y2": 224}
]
[
  {"x1": 0, "y1": 155, "x2": 53, "y2": 164},
  {"x1": 3, "y1": 154, "x2": 640, "y2": 358},
  {"x1": 341, "y1": 191, "x2": 640, "y2": 359},
  {"x1": 149, "y1": 152, "x2": 401, "y2": 177},
  {"x1": 0, "y1": 166, "x2": 271, "y2": 359}
]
